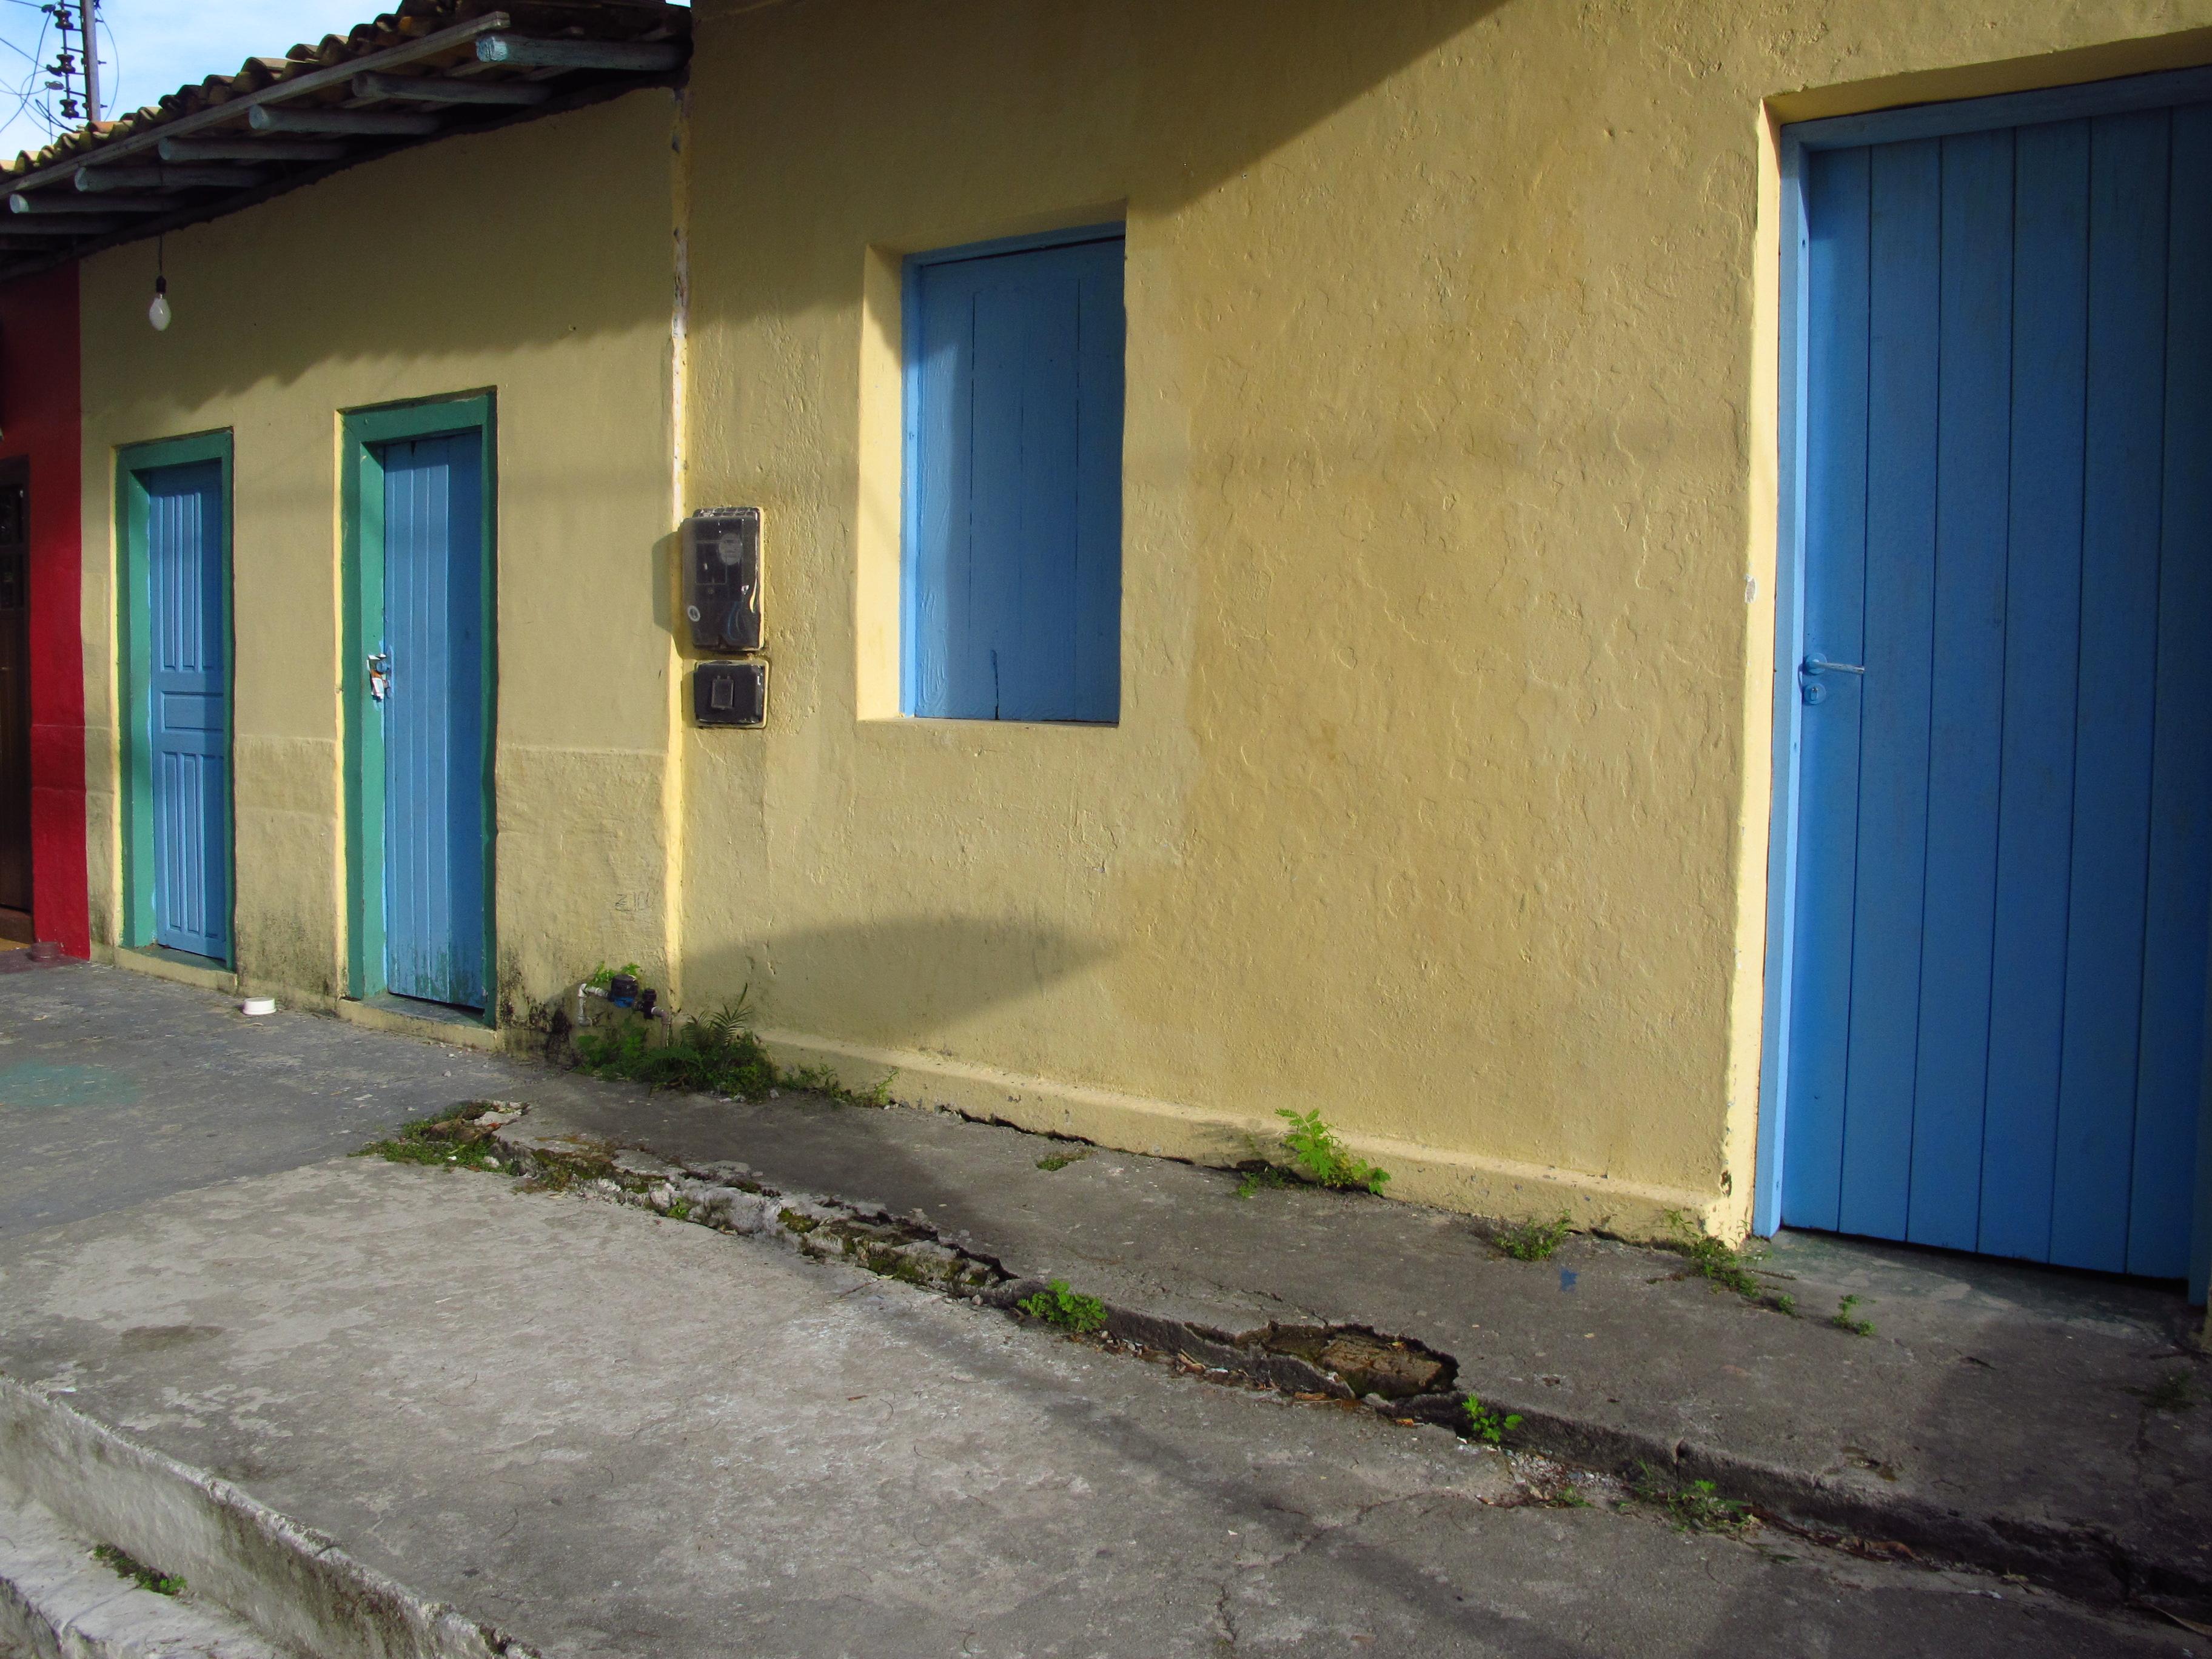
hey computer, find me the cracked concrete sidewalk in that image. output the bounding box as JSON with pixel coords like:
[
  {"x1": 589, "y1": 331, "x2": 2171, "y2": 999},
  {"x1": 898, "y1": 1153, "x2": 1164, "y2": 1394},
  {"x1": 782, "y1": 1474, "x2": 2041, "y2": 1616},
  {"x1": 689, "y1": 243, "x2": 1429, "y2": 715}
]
[{"x1": 0, "y1": 964, "x2": 2207, "y2": 1655}]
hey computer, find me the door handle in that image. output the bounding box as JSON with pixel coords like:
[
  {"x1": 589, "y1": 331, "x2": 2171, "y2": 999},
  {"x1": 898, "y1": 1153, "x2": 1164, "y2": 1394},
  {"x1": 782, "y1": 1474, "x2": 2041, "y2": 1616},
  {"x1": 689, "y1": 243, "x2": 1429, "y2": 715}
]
[
  {"x1": 1798, "y1": 654, "x2": 1863, "y2": 705},
  {"x1": 367, "y1": 652, "x2": 390, "y2": 704}
]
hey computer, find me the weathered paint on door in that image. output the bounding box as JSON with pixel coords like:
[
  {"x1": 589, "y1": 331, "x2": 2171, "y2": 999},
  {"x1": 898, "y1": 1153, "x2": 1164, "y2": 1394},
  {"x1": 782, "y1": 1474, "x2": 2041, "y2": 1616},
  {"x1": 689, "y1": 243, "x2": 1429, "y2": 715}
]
[
  {"x1": 142, "y1": 460, "x2": 230, "y2": 960},
  {"x1": 378, "y1": 435, "x2": 486, "y2": 1010},
  {"x1": 905, "y1": 229, "x2": 1124, "y2": 723},
  {"x1": 1783, "y1": 99, "x2": 2212, "y2": 1278}
]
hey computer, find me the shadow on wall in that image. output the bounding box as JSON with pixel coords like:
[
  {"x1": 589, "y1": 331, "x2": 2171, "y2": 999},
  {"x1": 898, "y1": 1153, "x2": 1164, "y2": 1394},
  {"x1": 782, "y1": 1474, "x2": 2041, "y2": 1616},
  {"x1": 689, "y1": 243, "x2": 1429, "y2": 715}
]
[
  {"x1": 682, "y1": 915, "x2": 1111, "y2": 1051},
  {"x1": 697, "y1": 0, "x2": 1511, "y2": 329}
]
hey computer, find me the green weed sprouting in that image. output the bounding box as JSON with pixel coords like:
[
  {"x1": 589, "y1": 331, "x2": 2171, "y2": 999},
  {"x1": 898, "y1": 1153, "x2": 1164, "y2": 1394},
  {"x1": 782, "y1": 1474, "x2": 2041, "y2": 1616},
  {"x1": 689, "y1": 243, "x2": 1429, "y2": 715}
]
[
  {"x1": 1631, "y1": 1466, "x2": 1754, "y2": 1535},
  {"x1": 356, "y1": 1108, "x2": 510, "y2": 1171},
  {"x1": 1831, "y1": 1294, "x2": 1875, "y2": 1337},
  {"x1": 1461, "y1": 1393, "x2": 1523, "y2": 1445},
  {"x1": 1493, "y1": 1214, "x2": 1573, "y2": 1262},
  {"x1": 572, "y1": 997, "x2": 778, "y2": 1101},
  {"x1": 93, "y1": 1543, "x2": 184, "y2": 1597},
  {"x1": 1017, "y1": 1279, "x2": 1109, "y2": 1335},
  {"x1": 1275, "y1": 1109, "x2": 1392, "y2": 1194},
  {"x1": 1663, "y1": 1211, "x2": 1796, "y2": 1315}
]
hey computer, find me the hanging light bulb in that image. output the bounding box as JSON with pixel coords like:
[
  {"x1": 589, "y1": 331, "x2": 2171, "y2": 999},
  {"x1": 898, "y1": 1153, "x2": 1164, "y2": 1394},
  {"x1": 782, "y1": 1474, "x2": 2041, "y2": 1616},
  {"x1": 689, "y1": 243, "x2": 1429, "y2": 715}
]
[{"x1": 147, "y1": 235, "x2": 170, "y2": 332}]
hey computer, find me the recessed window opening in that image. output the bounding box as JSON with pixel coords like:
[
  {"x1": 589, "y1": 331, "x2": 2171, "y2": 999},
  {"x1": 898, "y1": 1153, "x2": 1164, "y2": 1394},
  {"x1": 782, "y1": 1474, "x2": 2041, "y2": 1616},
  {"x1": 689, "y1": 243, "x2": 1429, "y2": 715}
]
[{"x1": 901, "y1": 224, "x2": 1126, "y2": 724}]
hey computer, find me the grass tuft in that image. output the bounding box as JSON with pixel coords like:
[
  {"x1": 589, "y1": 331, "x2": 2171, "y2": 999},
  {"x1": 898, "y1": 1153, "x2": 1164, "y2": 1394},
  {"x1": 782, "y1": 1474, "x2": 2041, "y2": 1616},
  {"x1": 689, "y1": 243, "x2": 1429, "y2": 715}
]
[
  {"x1": 1662, "y1": 1212, "x2": 1797, "y2": 1315},
  {"x1": 1017, "y1": 1279, "x2": 1109, "y2": 1335},
  {"x1": 93, "y1": 1543, "x2": 184, "y2": 1597},
  {"x1": 1830, "y1": 1294, "x2": 1876, "y2": 1337},
  {"x1": 1493, "y1": 1213, "x2": 1573, "y2": 1262},
  {"x1": 1631, "y1": 1466, "x2": 1754, "y2": 1535}
]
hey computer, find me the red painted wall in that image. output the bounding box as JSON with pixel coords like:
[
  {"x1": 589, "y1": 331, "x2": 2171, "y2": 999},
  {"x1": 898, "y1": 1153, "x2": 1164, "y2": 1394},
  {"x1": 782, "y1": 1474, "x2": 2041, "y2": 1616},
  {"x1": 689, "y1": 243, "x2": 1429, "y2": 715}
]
[{"x1": 0, "y1": 264, "x2": 87, "y2": 957}]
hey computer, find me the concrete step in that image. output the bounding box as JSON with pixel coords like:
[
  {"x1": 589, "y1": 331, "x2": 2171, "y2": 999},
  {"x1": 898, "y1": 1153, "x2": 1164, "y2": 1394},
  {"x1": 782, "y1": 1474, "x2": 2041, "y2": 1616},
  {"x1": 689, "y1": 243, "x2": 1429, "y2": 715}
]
[
  {"x1": 0, "y1": 1378, "x2": 537, "y2": 1659},
  {"x1": 0, "y1": 1478, "x2": 287, "y2": 1658}
]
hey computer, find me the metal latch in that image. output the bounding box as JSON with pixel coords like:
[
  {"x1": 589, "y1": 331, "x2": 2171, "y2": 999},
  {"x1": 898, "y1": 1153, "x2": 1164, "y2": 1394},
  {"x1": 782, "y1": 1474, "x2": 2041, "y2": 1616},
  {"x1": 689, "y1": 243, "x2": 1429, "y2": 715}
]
[{"x1": 1798, "y1": 654, "x2": 1863, "y2": 705}]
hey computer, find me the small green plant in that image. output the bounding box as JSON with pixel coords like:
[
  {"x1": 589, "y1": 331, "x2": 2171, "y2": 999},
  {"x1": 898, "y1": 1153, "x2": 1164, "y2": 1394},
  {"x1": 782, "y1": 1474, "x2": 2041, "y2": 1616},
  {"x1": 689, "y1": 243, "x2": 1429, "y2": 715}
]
[
  {"x1": 666, "y1": 1197, "x2": 694, "y2": 1222},
  {"x1": 1276, "y1": 1109, "x2": 1391, "y2": 1194},
  {"x1": 93, "y1": 1543, "x2": 184, "y2": 1597},
  {"x1": 1632, "y1": 1466, "x2": 1753, "y2": 1535},
  {"x1": 585, "y1": 961, "x2": 642, "y2": 991},
  {"x1": 2140, "y1": 1369, "x2": 2200, "y2": 1413},
  {"x1": 357, "y1": 1110, "x2": 509, "y2": 1172},
  {"x1": 1036, "y1": 1147, "x2": 1091, "y2": 1171},
  {"x1": 1017, "y1": 1279, "x2": 1108, "y2": 1335},
  {"x1": 1461, "y1": 1393, "x2": 1523, "y2": 1445},
  {"x1": 780, "y1": 1063, "x2": 894, "y2": 1108},
  {"x1": 573, "y1": 997, "x2": 778, "y2": 1100},
  {"x1": 1663, "y1": 1211, "x2": 1795, "y2": 1313},
  {"x1": 1493, "y1": 1213, "x2": 1572, "y2": 1262},
  {"x1": 1233, "y1": 1165, "x2": 1293, "y2": 1199},
  {"x1": 1831, "y1": 1294, "x2": 1875, "y2": 1337}
]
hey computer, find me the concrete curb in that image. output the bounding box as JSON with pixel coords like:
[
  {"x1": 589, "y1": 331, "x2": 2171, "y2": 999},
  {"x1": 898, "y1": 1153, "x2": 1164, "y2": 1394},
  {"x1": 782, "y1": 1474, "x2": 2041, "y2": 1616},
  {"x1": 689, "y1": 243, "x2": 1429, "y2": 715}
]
[
  {"x1": 0, "y1": 1376, "x2": 541, "y2": 1659},
  {"x1": 481, "y1": 1113, "x2": 2212, "y2": 1623},
  {"x1": 0, "y1": 1476, "x2": 289, "y2": 1658}
]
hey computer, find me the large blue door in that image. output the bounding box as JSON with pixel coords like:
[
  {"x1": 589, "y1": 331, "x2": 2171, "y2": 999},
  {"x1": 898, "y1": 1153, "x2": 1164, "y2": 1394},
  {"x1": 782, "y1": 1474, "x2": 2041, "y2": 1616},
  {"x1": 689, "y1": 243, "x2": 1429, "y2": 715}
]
[
  {"x1": 1783, "y1": 98, "x2": 2212, "y2": 1277},
  {"x1": 144, "y1": 461, "x2": 229, "y2": 960},
  {"x1": 378, "y1": 435, "x2": 486, "y2": 1010}
]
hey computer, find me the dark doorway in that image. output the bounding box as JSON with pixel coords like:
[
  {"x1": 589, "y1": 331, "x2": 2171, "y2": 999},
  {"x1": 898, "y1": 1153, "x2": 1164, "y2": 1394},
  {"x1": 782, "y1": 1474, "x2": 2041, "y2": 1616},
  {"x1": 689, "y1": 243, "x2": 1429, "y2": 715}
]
[{"x1": 0, "y1": 459, "x2": 30, "y2": 934}]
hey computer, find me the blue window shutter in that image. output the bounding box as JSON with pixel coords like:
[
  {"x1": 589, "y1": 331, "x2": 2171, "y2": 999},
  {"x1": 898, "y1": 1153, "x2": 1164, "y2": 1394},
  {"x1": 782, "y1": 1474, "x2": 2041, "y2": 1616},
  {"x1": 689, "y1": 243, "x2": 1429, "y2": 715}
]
[{"x1": 907, "y1": 231, "x2": 1124, "y2": 722}]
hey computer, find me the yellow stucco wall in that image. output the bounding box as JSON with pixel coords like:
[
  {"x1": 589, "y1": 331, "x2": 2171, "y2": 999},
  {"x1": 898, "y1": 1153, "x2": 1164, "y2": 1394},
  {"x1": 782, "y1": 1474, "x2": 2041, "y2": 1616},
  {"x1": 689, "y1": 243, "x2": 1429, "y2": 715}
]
[
  {"x1": 671, "y1": 0, "x2": 2212, "y2": 1236},
  {"x1": 72, "y1": 2, "x2": 2212, "y2": 1241},
  {"x1": 78, "y1": 90, "x2": 680, "y2": 1027}
]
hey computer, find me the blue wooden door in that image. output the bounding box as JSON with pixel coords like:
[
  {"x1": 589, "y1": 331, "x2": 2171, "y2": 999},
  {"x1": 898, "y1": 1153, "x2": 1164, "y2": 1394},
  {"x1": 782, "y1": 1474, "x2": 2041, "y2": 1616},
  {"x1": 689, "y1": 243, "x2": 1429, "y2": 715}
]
[
  {"x1": 1785, "y1": 102, "x2": 2212, "y2": 1278},
  {"x1": 379, "y1": 435, "x2": 486, "y2": 1010},
  {"x1": 907, "y1": 231, "x2": 1124, "y2": 722},
  {"x1": 144, "y1": 461, "x2": 229, "y2": 960}
]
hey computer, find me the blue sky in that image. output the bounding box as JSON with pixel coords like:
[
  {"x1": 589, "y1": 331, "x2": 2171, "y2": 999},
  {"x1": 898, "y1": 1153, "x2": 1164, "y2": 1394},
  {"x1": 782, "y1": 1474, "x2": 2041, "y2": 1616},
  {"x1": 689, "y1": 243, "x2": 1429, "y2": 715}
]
[{"x1": 0, "y1": 0, "x2": 395, "y2": 163}]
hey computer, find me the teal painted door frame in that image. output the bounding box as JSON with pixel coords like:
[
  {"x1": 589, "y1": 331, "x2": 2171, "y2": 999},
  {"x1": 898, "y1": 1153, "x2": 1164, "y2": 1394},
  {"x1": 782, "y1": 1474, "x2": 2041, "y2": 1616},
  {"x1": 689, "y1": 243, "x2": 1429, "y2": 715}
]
[
  {"x1": 340, "y1": 394, "x2": 497, "y2": 1015},
  {"x1": 116, "y1": 431, "x2": 235, "y2": 964}
]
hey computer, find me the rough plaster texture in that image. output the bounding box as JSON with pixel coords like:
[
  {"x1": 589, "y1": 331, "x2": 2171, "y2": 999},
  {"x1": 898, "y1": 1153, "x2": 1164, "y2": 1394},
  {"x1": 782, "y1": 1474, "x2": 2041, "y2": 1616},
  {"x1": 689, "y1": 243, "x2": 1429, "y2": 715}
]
[
  {"x1": 672, "y1": 0, "x2": 2212, "y2": 1235},
  {"x1": 73, "y1": 90, "x2": 682, "y2": 1013},
  {"x1": 65, "y1": 3, "x2": 2212, "y2": 1242}
]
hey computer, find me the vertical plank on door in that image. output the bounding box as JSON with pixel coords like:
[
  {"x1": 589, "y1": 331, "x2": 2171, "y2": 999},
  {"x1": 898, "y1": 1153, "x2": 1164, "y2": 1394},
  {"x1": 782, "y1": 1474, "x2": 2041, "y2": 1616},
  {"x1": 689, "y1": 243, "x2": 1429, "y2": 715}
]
[
  {"x1": 1908, "y1": 129, "x2": 2016, "y2": 1249},
  {"x1": 381, "y1": 435, "x2": 486, "y2": 1010},
  {"x1": 1782, "y1": 144, "x2": 1874, "y2": 1234},
  {"x1": 2051, "y1": 110, "x2": 2171, "y2": 1272},
  {"x1": 1837, "y1": 137, "x2": 1942, "y2": 1241},
  {"x1": 145, "y1": 463, "x2": 227, "y2": 960},
  {"x1": 1980, "y1": 119, "x2": 2091, "y2": 1262},
  {"x1": 2131, "y1": 103, "x2": 2212, "y2": 1279}
]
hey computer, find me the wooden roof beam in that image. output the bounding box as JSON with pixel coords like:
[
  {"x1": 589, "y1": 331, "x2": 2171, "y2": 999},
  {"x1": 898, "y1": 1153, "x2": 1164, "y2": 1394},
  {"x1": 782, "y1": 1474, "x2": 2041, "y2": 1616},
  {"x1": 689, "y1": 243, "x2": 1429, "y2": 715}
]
[
  {"x1": 248, "y1": 106, "x2": 442, "y2": 136},
  {"x1": 475, "y1": 34, "x2": 685, "y2": 72},
  {"x1": 159, "y1": 136, "x2": 347, "y2": 163},
  {"x1": 7, "y1": 192, "x2": 169, "y2": 213},
  {"x1": 352, "y1": 72, "x2": 549, "y2": 107},
  {"x1": 76, "y1": 165, "x2": 272, "y2": 191}
]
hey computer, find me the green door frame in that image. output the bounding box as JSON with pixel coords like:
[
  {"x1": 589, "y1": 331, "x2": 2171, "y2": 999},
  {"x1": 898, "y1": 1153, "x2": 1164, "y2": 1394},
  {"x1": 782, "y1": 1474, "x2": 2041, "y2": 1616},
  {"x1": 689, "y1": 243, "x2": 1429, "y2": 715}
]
[
  {"x1": 116, "y1": 429, "x2": 235, "y2": 963},
  {"x1": 340, "y1": 392, "x2": 497, "y2": 1014}
]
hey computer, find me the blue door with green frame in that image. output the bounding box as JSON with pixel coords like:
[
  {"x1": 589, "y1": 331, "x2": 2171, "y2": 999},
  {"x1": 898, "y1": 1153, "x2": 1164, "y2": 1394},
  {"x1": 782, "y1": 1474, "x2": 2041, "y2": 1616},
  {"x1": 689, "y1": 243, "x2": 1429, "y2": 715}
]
[
  {"x1": 377, "y1": 434, "x2": 486, "y2": 1010},
  {"x1": 144, "y1": 460, "x2": 229, "y2": 961},
  {"x1": 1778, "y1": 79, "x2": 2212, "y2": 1282}
]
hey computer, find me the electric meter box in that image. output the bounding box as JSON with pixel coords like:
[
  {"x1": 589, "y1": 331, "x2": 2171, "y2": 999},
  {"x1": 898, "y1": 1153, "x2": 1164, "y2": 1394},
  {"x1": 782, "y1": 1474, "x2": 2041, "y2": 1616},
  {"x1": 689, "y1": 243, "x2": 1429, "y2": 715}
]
[
  {"x1": 694, "y1": 660, "x2": 766, "y2": 728},
  {"x1": 681, "y1": 507, "x2": 762, "y2": 654}
]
